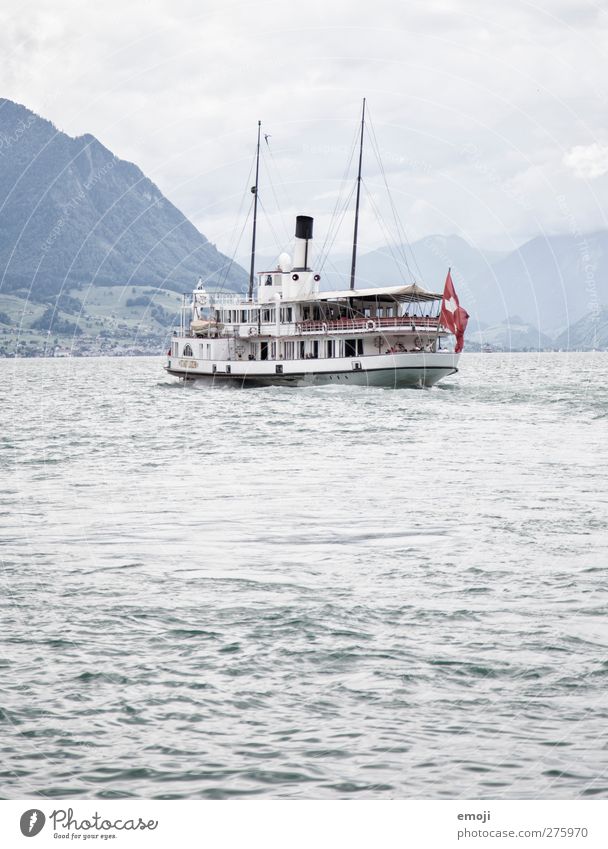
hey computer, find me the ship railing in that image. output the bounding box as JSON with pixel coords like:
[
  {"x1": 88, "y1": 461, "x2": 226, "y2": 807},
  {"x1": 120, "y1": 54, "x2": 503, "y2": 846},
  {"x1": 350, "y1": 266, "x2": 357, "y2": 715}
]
[
  {"x1": 174, "y1": 315, "x2": 440, "y2": 339},
  {"x1": 208, "y1": 293, "x2": 246, "y2": 306},
  {"x1": 295, "y1": 316, "x2": 439, "y2": 334}
]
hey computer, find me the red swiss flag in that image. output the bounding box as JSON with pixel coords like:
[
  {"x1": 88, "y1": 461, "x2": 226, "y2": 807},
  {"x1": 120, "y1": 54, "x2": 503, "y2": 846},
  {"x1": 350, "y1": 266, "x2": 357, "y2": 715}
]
[{"x1": 439, "y1": 270, "x2": 469, "y2": 353}]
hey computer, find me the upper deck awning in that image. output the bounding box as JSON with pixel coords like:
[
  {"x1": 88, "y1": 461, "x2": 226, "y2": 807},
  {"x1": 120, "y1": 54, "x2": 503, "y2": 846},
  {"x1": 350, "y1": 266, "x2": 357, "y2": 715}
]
[{"x1": 299, "y1": 283, "x2": 442, "y2": 303}]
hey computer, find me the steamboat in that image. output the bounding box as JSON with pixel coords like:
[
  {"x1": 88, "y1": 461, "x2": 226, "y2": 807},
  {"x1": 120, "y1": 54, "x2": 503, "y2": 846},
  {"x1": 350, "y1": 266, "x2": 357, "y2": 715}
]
[{"x1": 166, "y1": 101, "x2": 468, "y2": 388}]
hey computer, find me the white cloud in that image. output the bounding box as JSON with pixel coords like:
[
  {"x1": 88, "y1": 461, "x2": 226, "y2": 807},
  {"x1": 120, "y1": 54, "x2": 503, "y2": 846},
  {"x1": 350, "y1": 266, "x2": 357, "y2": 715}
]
[
  {"x1": 1, "y1": 0, "x2": 608, "y2": 252},
  {"x1": 563, "y1": 142, "x2": 608, "y2": 179}
]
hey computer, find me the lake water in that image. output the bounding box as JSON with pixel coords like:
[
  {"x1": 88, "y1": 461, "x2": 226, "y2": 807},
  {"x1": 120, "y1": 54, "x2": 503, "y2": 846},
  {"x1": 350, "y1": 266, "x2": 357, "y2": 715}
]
[{"x1": 1, "y1": 352, "x2": 607, "y2": 799}]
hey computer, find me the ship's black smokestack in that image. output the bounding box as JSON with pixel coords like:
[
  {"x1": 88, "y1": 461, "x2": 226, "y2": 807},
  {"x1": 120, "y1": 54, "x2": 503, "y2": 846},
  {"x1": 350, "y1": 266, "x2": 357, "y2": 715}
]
[
  {"x1": 293, "y1": 215, "x2": 314, "y2": 269},
  {"x1": 295, "y1": 215, "x2": 313, "y2": 241}
]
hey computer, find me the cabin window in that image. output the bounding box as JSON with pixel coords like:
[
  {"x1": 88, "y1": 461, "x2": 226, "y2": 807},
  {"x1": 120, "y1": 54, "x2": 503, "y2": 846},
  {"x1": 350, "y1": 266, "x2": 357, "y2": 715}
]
[
  {"x1": 226, "y1": 365, "x2": 231, "y2": 374},
  {"x1": 270, "y1": 342, "x2": 276, "y2": 359},
  {"x1": 312, "y1": 340, "x2": 319, "y2": 359},
  {"x1": 284, "y1": 341, "x2": 294, "y2": 360},
  {"x1": 303, "y1": 307, "x2": 310, "y2": 320},
  {"x1": 345, "y1": 339, "x2": 357, "y2": 357},
  {"x1": 274, "y1": 275, "x2": 282, "y2": 286},
  {"x1": 183, "y1": 344, "x2": 193, "y2": 357},
  {"x1": 326, "y1": 340, "x2": 334, "y2": 358},
  {"x1": 299, "y1": 341, "x2": 305, "y2": 359},
  {"x1": 357, "y1": 339, "x2": 364, "y2": 355},
  {"x1": 241, "y1": 310, "x2": 247, "y2": 322},
  {"x1": 265, "y1": 275, "x2": 272, "y2": 286},
  {"x1": 275, "y1": 364, "x2": 283, "y2": 374}
]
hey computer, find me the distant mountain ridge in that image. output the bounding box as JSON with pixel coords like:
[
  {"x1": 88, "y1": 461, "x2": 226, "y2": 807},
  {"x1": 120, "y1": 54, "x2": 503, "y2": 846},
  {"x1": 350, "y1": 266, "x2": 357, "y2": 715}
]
[
  {"x1": 0, "y1": 99, "x2": 246, "y2": 298},
  {"x1": 300, "y1": 231, "x2": 608, "y2": 338}
]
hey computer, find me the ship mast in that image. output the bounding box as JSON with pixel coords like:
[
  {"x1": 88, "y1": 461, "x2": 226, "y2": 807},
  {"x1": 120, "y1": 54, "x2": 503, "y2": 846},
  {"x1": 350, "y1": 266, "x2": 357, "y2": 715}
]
[
  {"x1": 248, "y1": 120, "x2": 262, "y2": 301},
  {"x1": 349, "y1": 98, "x2": 366, "y2": 291}
]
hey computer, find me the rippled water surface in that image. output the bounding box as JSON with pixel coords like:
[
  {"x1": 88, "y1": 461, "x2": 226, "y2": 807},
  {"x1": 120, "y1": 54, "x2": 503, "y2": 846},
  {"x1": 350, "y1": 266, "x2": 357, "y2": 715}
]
[{"x1": 1, "y1": 353, "x2": 607, "y2": 799}]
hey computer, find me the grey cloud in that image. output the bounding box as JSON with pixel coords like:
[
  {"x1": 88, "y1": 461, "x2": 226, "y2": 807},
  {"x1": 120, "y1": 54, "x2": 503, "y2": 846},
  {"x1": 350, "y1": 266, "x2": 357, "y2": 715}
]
[{"x1": 1, "y1": 0, "x2": 607, "y2": 254}]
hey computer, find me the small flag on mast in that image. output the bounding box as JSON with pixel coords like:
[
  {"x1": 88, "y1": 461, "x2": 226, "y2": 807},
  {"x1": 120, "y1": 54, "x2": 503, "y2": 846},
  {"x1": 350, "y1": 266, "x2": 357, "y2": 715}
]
[{"x1": 439, "y1": 270, "x2": 469, "y2": 353}]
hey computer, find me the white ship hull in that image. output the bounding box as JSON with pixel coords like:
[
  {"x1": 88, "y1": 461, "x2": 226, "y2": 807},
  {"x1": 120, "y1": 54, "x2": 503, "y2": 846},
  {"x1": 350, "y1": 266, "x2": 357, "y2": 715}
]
[{"x1": 166, "y1": 351, "x2": 459, "y2": 388}]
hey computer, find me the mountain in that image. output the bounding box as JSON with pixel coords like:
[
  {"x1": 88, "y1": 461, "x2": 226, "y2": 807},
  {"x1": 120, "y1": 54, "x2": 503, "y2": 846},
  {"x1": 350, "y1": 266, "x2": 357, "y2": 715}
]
[
  {"x1": 290, "y1": 235, "x2": 492, "y2": 294},
  {"x1": 554, "y1": 307, "x2": 608, "y2": 350},
  {"x1": 466, "y1": 232, "x2": 608, "y2": 334},
  {"x1": 311, "y1": 232, "x2": 608, "y2": 337},
  {"x1": 466, "y1": 315, "x2": 554, "y2": 351},
  {"x1": 0, "y1": 99, "x2": 247, "y2": 299}
]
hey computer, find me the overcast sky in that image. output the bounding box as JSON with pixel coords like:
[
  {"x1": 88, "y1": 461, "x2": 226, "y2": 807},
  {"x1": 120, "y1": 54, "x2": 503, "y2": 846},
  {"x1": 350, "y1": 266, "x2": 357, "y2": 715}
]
[{"x1": 2, "y1": 0, "x2": 608, "y2": 262}]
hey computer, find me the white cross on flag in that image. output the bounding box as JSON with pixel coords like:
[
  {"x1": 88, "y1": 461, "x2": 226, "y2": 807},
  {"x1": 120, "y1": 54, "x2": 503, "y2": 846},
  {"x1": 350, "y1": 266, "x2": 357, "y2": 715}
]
[{"x1": 439, "y1": 270, "x2": 469, "y2": 353}]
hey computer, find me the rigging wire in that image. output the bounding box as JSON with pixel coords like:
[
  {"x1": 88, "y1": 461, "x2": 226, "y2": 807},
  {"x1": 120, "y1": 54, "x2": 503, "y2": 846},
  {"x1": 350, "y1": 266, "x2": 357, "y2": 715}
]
[
  {"x1": 214, "y1": 149, "x2": 257, "y2": 293},
  {"x1": 263, "y1": 137, "x2": 296, "y2": 243},
  {"x1": 257, "y1": 196, "x2": 286, "y2": 260},
  {"x1": 260, "y1": 146, "x2": 292, "y2": 248},
  {"x1": 365, "y1": 105, "x2": 426, "y2": 284},
  {"x1": 215, "y1": 197, "x2": 254, "y2": 295},
  {"x1": 316, "y1": 123, "x2": 360, "y2": 269},
  {"x1": 317, "y1": 182, "x2": 356, "y2": 279},
  {"x1": 361, "y1": 178, "x2": 416, "y2": 285}
]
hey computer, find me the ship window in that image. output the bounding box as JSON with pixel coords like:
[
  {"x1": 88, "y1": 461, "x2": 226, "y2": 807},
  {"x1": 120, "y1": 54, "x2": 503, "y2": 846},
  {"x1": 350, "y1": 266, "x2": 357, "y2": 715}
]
[
  {"x1": 183, "y1": 344, "x2": 193, "y2": 357},
  {"x1": 275, "y1": 364, "x2": 283, "y2": 374},
  {"x1": 352, "y1": 361, "x2": 362, "y2": 371},
  {"x1": 299, "y1": 341, "x2": 305, "y2": 359},
  {"x1": 312, "y1": 341, "x2": 319, "y2": 358},
  {"x1": 357, "y1": 339, "x2": 364, "y2": 355},
  {"x1": 345, "y1": 339, "x2": 356, "y2": 357},
  {"x1": 326, "y1": 340, "x2": 334, "y2": 358},
  {"x1": 284, "y1": 341, "x2": 294, "y2": 360},
  {"x1": 226, "y1": 365, "x2": 231, "y2": 374},
  {"x1": 265, "y1": 275, "x2": 273, "y2": 286},
  {"x1": 270, "y1": 342, "x2": 276, "y2": 359}
]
